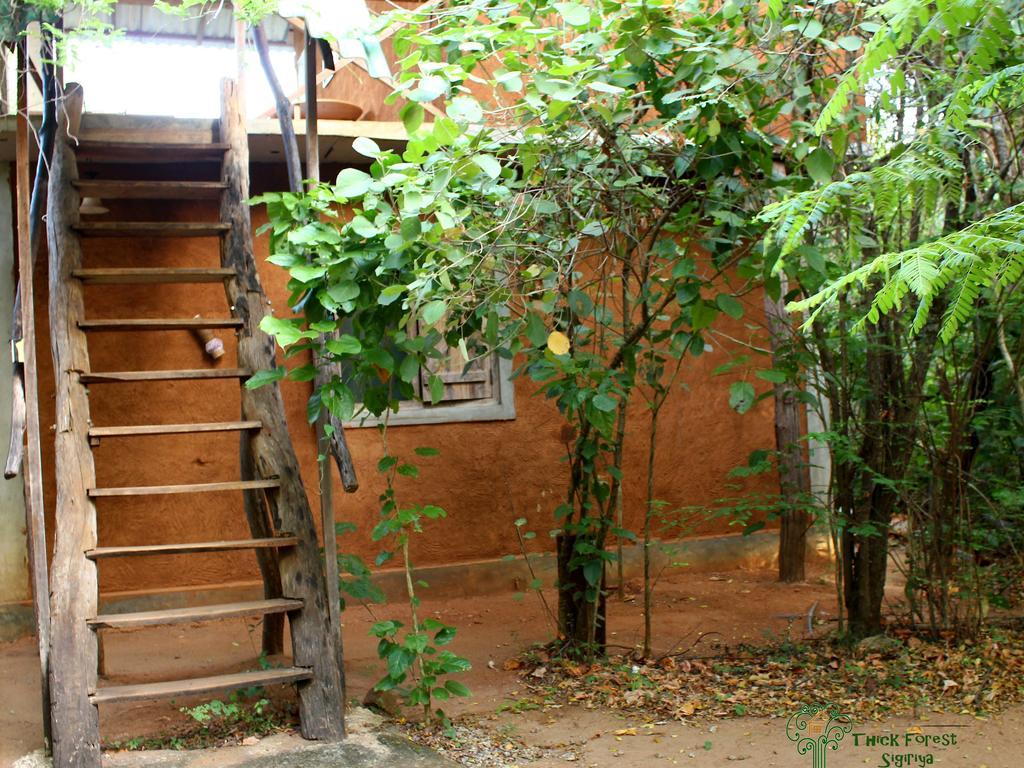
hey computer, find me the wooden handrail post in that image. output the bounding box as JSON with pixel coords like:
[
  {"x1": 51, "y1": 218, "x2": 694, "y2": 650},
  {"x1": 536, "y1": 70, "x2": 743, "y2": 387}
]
[
  {"x1": 219, "y1": 77, "x2": 345, "y2": 740},
  {"x1": 14, "y1": 38, "x2": 53, "y2": 756},
  {"x1": 46, "y1": 79, "x2": 102, "y2": 765}
]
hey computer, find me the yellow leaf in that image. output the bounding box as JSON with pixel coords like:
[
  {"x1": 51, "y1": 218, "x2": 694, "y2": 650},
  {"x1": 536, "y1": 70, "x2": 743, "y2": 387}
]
[
  {"x1": 614, "y1": 728, "x2": 638, "y2": 736},
  {"x1": 547, "y1": 331, "x2": 570, "y2": 355}
]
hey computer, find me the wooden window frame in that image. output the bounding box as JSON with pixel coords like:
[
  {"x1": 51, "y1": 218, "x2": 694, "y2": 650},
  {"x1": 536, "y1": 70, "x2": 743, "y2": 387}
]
[{"x1": 342, "y1": 354, "x2": 516, "y2": 428}]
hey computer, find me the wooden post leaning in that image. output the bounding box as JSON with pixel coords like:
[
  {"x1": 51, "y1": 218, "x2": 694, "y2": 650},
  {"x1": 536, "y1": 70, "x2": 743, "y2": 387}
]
[
  {"x1": 218, "y1": 78, "x2": 345, "y2": 740},
  {"x1": 46, "y1": 86, "x2": 102, "y2": 767}
]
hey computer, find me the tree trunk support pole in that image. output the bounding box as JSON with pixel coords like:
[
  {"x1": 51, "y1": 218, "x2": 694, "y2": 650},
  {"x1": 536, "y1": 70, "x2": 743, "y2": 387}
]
[
  {"x1": 304, "y1": 29, "x2": 345, "y2": 698},
  {"x1": 764, "y1": 279, "x2": 813, "y2": 583}
]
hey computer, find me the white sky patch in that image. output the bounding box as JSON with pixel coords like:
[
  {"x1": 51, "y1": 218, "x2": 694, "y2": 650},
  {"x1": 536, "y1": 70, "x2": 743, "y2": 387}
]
[{"x1": 65, "y1": 38, "x2": 298, "y2": 119}]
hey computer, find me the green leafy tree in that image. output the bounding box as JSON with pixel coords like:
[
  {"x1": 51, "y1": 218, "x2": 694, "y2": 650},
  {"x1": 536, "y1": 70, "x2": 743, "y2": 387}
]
[
  {"x1": 258, "y1": 0, "x2": 852, "y2": 655},
  {"x1": 759, "y1": 0, "x2": 1024, "y2": 636}
]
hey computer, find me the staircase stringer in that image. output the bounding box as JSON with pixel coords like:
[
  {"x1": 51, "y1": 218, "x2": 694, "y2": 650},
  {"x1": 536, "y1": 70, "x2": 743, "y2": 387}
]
[
  {"x1": 46, "y1": 94, "x2": 102, "y2": 767},
  {"x1": 217, "y1": 78, "x2": 346, "y2": 740}
]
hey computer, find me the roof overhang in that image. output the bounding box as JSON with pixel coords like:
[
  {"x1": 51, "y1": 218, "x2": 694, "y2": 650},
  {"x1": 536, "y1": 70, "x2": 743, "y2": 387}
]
[{"x1": 63, "y1": 1, "x2": 294, "y2": 47}]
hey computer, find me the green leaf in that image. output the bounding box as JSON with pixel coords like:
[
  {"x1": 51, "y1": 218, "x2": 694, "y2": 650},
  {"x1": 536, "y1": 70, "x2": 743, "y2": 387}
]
[
  {"x1": 289, "y1": 264, "x2": 327, "y2": 283},
  {"x1": 449, "y1": 96, "x2": 484, "y2": 124},
  {"x1": 348, "y1": 215, "x2": 380, "y2": 238},
  {"x1": 410, "y1": 75, "x2": 447, "y2": 103},
  {"x1": 364, "y1": 347, "x2": 394, "y2": 372},
  {"x1": 335, "y1": 168, "x2": 372, "y2": 198},
  {"x1": 756, "y1": 369, "x2": 788, "y2": 384},
  {"x1": 245, "y1": 367, "x2": 285, "y2": 390},
  {"x1": 800, "y1": 19, "x2": 824, "y2": 38},
  {"x1": 525, "y1": 313, "x2": 548, "y2": 347},
  {"x1": 352, "y1": 136, "x2": 380, "y2": 158},
  {"x1": 729, "y1": 381, "x2": 756, "y2": 414},
  {"x1": 414, "y1": 446, "x2": 440, "y2": 457},
  {"x1": 589, "y1": 81, "x2": 625, "y2": 94},
  {"x1": 554, "y1": 1, "x2": 590, "y2": 27},
  {"x1": 327, "y1": 281, "x2": 360, "y2": 304},
  {"x1": 399, "y1": 354, "x2": 420, "y2": 383},
  {"x1": 582, "y1": 559, "x2": 603, "y2": 587},
  {"x1": 805, "y1": 146, "x2": 834, "y2": 184},
  {"x1": 431, "y1": 117, "x2": 461, "y2": 146},
  {"x1": 428, "y1": 374, "x2": 444, "y2": 404},
  {"x1": 325, "y1": 334, "x2": 362, "y2": 355},
  {"x1": 444, "y1": 680, "x2": 471, "y2": 697},
  {"x1": 715, "y1": 294, "x2": 744, "y2": 319},
  {"x1": 422, "y1": 299, "x2": 447, "y2": 325},
  {"x1": 591, "y1": 393, "x2": 617, "y2": 412},
  {"x1": 690, "y1": 300, "x2": 718, "y2": 331},
  {"x1": 837, "y1": 35, "x2": 863, "y2": 51},
  {"x1": 400, "y1": 102, "x2": 425, "y2": 134},
  {"x1": 401, "y1": 216, "x2": 422, "y2": 240},
  {"x1": 379, "y1": 284, "x2": 406, "y2": 306},
  {"x1": 288, "y1": 363, "x2": 317, "y2": 382},
  {"x1": 259, "y1": 315, "x2": 304, "y2": 347},
  {"x1": 472, "y1": 154, "x2": 502, "y2": 179}
]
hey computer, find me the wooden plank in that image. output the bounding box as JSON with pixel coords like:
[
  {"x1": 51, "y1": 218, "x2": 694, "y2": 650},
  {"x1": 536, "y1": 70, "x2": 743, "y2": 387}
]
[
  {"x1": 89, "y1": 420, "x2": 261, "y2": 438},
  {"x1": 13, "y1": 39, "x2": 52, "y2": 756},
  {"x1": 72, "y1": 180, "x2": 226, "y2": 199},
  {"x1": 87, "y1": 598, "x2": 303, "y2": 630},
  {"x1": 81, "y1": 368, "x2": 251, "y2": 383},
  {"x1": 73, "y1": 267, "x2": 235, "y2": 284},
  {"x1": 87, "y1": 536, "x2": 298, "y2": 559},
  {"x1": 78, "y1": 318, "x2": 242, "y2": 331},
  {"x1": 74, "y1": 141, "x2": 228, "y2": 163},
  {"x1": 220, "y1": 78, "x2": 345, "y2": 740},
  {"x1": 46, "y1": 79, "x2": 103, "y2": 766},
  {"x1": 73, "y1": 222, "x2": 230, "y2": 238},
  {"x1": 90, "y1": 667, "x2": 312, "y2": 705},
  {"x1": 89, "y1": 479, "x2": 280, "y2": 497}
]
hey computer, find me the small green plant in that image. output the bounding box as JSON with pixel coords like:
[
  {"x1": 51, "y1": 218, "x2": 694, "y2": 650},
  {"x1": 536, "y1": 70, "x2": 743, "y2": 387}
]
[
  {"x1": 367, "y1": 440, "x2": 471, "y2": 723},
  {"x1": 178, "y1": 688, "x2": 283, "y2": 743}
]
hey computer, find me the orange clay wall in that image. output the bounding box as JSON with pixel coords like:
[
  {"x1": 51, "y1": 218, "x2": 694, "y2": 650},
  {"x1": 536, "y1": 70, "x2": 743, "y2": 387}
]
[{"x1": 27, "y1": 161, "x2": 779, "y2": 598}]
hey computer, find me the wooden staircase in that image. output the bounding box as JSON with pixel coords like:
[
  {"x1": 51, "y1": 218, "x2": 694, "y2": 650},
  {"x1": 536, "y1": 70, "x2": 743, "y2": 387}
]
[{"x1": 44, "y1": 80, "x2": 344, "y2": 767}]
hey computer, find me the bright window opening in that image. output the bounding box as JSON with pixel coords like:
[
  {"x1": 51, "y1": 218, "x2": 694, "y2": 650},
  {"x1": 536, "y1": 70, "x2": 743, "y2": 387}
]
[{"x1": 65, "y1": 38, "x2": 298, "y2": 119}]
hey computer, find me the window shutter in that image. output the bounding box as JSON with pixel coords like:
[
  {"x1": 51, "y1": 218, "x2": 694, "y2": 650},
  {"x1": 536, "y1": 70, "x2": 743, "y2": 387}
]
[{"x1": 419, "y1": 327, "x2": 494, "y2": 403}]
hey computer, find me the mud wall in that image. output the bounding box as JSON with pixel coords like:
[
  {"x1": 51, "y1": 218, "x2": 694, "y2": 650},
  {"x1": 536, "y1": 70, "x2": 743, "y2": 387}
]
[{"x1": 23, "y1": 160, "x2": 779, "y2": 600}]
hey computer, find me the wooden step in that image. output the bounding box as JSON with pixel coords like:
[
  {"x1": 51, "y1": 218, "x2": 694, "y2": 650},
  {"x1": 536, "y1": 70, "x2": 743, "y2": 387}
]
[
  {"x1": 88, "y1": 598, "x2": 303, "y2": 630},
  {"x1": 73, "y1": 268, "x2": 235, "y2": 285},
  {"x1": 89, "y1": 479, "x2": 280, "y2": 498},
  {"x1": 89, "y1": 421, "x2": 261, "y2": 438},
  {"x1": 90, "y1": 667, "x2": 311, "y2": 705},
  {"x1": 74, "y1": 222, "x2": 230, "y2": 238},
  {"x1": 81, "y1": 368, "x2": 251, "y2": 383},
  {"x1": 73, "y1": 180, "x2": 227, "y2": 199},
  {"x1": 79, "y1": 318, "x2": 242, "y2": 332},
  {"x1": 75, "y1": 141, "x2": 228, "y2": 164},
  {"x1": 87, "y1": 536, "x2": 298, "y2": 559}
]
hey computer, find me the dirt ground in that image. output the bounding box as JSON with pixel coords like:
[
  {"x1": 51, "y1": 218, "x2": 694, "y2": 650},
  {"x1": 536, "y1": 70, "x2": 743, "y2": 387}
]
[{"x1": 3, "y1": 567, "x2": 1021, "y2": 767}]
